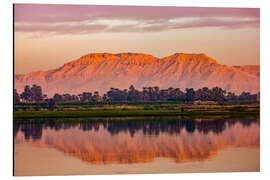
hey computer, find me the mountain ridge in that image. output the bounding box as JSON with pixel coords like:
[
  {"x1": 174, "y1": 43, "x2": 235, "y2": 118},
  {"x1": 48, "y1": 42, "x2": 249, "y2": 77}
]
[{"x1": 15, "y1": 52, "x2": 260, "y2": 97}]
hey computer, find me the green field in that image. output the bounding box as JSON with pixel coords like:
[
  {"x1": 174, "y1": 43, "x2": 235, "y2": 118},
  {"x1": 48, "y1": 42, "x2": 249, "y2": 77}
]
[{"x1": 14, "y1": 102, "x2": 260, "y2": 119}]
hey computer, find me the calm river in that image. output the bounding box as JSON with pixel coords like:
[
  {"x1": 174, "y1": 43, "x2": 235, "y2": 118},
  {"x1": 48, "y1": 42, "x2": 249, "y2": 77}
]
[{"x1": 14, "y1": 116, "x2": 260, "y2": 176}]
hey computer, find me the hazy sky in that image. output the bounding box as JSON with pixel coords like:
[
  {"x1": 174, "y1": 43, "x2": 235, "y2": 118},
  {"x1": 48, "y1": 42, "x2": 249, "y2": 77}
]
[{"x1": 14, "y1": 4, "x2": 260, "y2": 74}]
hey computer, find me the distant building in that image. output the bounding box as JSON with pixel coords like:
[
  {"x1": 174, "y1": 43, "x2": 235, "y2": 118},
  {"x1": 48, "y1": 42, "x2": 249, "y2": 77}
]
[{"x1": 193, "y1": 100, "x2": 218, "y2": 105}]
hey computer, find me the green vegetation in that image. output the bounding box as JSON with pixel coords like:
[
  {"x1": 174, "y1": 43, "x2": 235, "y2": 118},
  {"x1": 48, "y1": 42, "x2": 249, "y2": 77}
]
[{"x1": 14, "y1": 103, "x2": 259, "y2": 119}]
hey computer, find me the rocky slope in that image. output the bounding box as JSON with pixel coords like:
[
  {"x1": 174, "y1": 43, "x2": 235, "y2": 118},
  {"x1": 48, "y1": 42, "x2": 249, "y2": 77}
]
[{"x1": 15, "y1": 52, "x2": 260, "y2": 97}]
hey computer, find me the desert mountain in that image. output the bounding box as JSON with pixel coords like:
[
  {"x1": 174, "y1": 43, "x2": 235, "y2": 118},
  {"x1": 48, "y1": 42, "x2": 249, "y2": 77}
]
[{"x1": 15, "y1": 52, "x2": 260, "y2": 97}]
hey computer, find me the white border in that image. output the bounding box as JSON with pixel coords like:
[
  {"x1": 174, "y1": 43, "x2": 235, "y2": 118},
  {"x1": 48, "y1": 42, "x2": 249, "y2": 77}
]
[{"x1": 1, "y1": 0, "x2": 270, "y2": 180}]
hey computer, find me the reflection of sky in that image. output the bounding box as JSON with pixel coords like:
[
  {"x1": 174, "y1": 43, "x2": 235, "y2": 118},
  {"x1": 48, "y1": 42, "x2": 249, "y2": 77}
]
[
  {"x1": 14, "y1": 120, "x2": 260, "y2": 164},
  {"x1": 14, "y1": 4, "x2": 260, "y2": 74}
]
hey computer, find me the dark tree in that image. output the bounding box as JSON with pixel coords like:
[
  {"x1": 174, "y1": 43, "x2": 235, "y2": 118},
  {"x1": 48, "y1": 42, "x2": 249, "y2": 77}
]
[
  {"x1": 48, "y1": 99, "x2": 56, "y2": 111},
  {"x1": 168, "y1": 88, "x2": 185, "y2": 101},
  {"x1": 211, "y1": 86, "x2": 226, "y2": 102},
  {"x1": 195, "y1": 87, "x2": 211, "y2": 101},
  {"x1": 142, "y1": 87, "x2": 150, "y2": 101},
  {"x1": 226, "y1": 92, "x2": 237, "y2": 101},
  {"x1": 185, "y1": 88, "x2": 195, "y2": 103},
  {"x1": 159, "y1": 89, "x2": 169, "y2": 101},
  {"x1": 30, "y1": 84, "x2": 44, "y2": 102},
  {"x1": 14, "y1": 89, "x2": 20, "y2": 103},
  {"x1": 127, "y1": 85, "x2": 143, "y2": 102},
  {"x1": 20, "y1": 85, "x2": 44, "y2": 102},
  {"x1": 106, "y1": 88, "x2": 127, "y2": 102},
  {"x1": 78, "y1": 92, "x2": 92, "y2": 102},
  {"x1": 93, "y1": 91, "x2": 102, "y2": 102},
  {"x1": 53, "y1": 93, "x2": 63, "y2": 102},
  {"x1": 20, "y1": 85, "x2": 31, "y2": 102},
  {"x1": 15, "y1": 84, "x2": 259, "y2": 104},
  {"x1": 239, "y1": 92, "x2": 257, "y2": 101}
]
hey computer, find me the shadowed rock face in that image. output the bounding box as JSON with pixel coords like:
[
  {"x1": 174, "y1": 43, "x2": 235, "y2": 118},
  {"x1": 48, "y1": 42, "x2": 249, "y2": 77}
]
[
  {"x1": 14, "y1": 118, "x2": 259, "y2": 164},
  {"x1": 15, "y1": 52, "x2": 260, "y2": 96}
]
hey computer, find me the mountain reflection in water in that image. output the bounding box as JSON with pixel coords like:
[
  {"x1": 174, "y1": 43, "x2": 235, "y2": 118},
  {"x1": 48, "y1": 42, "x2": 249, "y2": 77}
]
[{"x1": 14, "y1": 117, "x2": 260, "y2": 164}]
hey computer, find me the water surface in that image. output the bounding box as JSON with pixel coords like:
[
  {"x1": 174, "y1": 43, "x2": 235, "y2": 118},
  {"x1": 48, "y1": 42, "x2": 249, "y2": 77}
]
[{"x1": 14, "y1": 116, "x2": 260, "y2": 176}]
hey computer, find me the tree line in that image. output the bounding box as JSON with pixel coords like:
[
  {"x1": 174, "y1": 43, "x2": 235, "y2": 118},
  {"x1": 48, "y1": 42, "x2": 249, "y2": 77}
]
[{"x1": 14, "y1": 84, "x2": 259, "y2": 104}]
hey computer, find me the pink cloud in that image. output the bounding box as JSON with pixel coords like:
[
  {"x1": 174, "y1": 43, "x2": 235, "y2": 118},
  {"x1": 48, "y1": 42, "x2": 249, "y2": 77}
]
[
  {"x1": 14, "y1": 4, "x2": 260, "y2": 35},
  {"x1": 171, "y1": 18, "x2": 260, "y2": 29},
  {"x1": 15, "y1": 24, "x2": 107, "y2": 34},
  {"x1": 14, "y1": 4, "x2": 259, "y2": 22}
]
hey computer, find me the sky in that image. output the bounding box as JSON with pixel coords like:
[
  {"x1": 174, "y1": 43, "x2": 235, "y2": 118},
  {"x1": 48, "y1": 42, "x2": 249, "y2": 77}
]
[{"x1": 14, "y1": 4, "x2": 260, "y2": 74}]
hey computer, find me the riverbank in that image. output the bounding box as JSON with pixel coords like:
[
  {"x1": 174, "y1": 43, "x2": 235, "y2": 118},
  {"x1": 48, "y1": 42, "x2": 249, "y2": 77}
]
[{"x1": 14, "y1": 105, "x2": 259, "y2": 119}]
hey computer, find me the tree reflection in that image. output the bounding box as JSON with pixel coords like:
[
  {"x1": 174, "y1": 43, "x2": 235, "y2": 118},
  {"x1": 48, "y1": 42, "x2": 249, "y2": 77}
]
[
  {"x1": 15, "y1": 117, "x2": 259, "y2": 141},
  {"x1": 20, "y1": 124, "x2": 43, "y2": 141}
]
